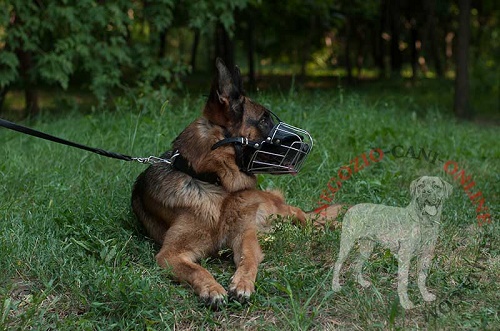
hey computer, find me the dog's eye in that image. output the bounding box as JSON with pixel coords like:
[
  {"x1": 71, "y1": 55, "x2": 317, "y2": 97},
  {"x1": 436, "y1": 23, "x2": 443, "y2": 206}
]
[{"x1": 259, "y1": 115, "x2": 269, "y2": 126}]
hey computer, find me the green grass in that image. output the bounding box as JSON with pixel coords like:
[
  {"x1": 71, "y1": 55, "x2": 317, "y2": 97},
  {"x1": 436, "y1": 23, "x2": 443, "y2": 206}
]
[{"x1": 1, "y1": 88, "x2": 499, "y2": 330}]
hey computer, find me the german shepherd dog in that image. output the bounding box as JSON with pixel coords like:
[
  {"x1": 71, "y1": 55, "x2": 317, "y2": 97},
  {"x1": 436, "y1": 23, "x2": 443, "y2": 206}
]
[{"x1": 132, "y1": 59, "x2": 311, "y2": 307}]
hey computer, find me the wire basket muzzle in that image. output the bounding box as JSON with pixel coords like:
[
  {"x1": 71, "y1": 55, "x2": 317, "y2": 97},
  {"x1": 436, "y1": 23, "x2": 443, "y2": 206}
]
[{"x1": 246, "y1": 122, "x2": 313, "y2": 174}]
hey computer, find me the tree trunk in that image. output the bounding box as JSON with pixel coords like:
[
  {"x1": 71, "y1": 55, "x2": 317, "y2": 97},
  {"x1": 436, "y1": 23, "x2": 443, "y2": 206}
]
[
  {"x1": 388, "y1": 0, "x2": 402, "y2": 76},
  {"x1": 374, "y1": 0, "x2": 387, "y2": 76},
  {"x1": 246, "y1": 18, "x2": 256, "y2": 90},
  {"x1": 16, "y1": 49, "x2": 39, "y2": 116},
  {"x1": 410, "y1": 19, "x2": 418, "y2": 82},
  {"x1": 190, "y1": 29, "x2": 200, "y2": 71},
  {"x1": 356, "y1": 32, "x2": 365, "y2": 80},
  {"x1": 299, "y1": 16, "x2": 316, "y2": 80},
  {"x1": 454, "y1": 0, "x2": 471, "y2": 119},
  {"x1": 158, "y1": 28, "x2": 167, "y2": 58},
  {"x1": 215, "y1": 23, "x2": 235, "y2": 70},
  {"x1": 425, "y1": 0, "x2": 443, "y2": 77},
  {"x1": 344, "y1": 18, "x2": 353, "y2": 84},
  {"x1": 0, "y1": 88, "x2": 8, "y2": 113}
]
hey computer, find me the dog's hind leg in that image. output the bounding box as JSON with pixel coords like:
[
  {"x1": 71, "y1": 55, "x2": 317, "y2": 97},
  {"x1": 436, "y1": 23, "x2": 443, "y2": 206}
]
[
  {"x1": 131, "y1": 193, "x2": 170, "y2": 244},
  {"x1": 332, "y1": 233, "x2": 356, "y2": 292},
  {"x1": 354, "y1": 239, "x2": 375, "y2": 288}
]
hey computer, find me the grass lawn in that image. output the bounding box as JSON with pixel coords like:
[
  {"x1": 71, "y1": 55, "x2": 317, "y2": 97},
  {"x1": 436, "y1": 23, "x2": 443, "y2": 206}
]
[{"x1": 1, "y1": 87, "x2": 499, "y2": 330}]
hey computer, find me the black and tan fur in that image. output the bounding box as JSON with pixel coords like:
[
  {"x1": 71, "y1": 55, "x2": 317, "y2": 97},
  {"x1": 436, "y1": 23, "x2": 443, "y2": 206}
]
[{"x1": 132, "y1": 59, "x2": 306, "y2": 307}]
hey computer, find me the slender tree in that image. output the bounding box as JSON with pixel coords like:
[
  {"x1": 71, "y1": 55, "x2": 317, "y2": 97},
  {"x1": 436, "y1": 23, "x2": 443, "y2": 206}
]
[
  {"x1": 424, "y1": 0, "x2": 444, "y2": 77},
  {"x1": 454, "y1": 0, "x2": 472, "y2": 118},
  {"x1": 246, "y1": 16, "x2": 256, "y2": 89},
  {"x1": 190, "y1": 29, "x2": 200, "y2": 71},
  {"x1": 387, "y1": 0, "x2": 402, "y2": 76},
  {"x1": 215, "y1": 23, "x2": 235, "y2": 70}
]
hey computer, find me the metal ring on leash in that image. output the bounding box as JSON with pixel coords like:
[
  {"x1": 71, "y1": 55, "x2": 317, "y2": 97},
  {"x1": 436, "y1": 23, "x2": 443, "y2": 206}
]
[{"x1": 132, "y1": 152, "x2": 179, "y2": 165}]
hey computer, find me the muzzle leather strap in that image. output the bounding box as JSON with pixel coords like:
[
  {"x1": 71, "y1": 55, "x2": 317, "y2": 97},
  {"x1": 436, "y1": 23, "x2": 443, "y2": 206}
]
[
  {"x1": 172, "y1": 153, "x2": 221, "y2": 185},
  {"x1": 210, "y1": 121, "x2": 313, "y2": 175},
  {"x1": 211, "y1": 137, "x2": 260, "y2": 150}
]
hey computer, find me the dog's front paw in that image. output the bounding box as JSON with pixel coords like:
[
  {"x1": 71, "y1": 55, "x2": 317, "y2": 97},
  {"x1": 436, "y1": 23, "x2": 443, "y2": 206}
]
[
  {"x1": 422, "y1": 292, "x2": 436, "y2": 302},
  {"x1": 228, "y1": 278, "x2": 255, "y2": 303},
  {"x1": 332, "y1": 281, "x2": 342, "y2": 292},
  {"x1": 356, "y1": 275, "x2": 372, "y2": 288},
  {"x1": 199, "y1": 284, "x2": 227, "y2": 309}
]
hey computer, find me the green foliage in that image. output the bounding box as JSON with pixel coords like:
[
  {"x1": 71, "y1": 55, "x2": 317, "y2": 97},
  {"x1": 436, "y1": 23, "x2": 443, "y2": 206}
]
[
  {"x1": 143, "y1": 0, "x2": 175, "y2": 31},
  {"x1": 470, "y1": 7, "x2": 500, "y2": 114},
  {"x1": 246, "y1": 1, "x2": 338, "y2": 64},
  {"x1": 0, "y1": 0, "x2": 499, "y2": 118},
  {"x1": 0, "y1": 0, "x2": 187, "y2": 105},
  {"x1": 186, "y1": 0, "x2": 248, "y2": 33},
  {"x1": 0, "y1": 51, "x2": 18, "y2": 89}
]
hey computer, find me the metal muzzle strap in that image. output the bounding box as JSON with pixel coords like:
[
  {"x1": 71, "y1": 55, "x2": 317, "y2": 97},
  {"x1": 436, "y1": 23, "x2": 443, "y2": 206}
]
[{"x1": 210, "y1": 122, "x2": 313, "y2": 175}]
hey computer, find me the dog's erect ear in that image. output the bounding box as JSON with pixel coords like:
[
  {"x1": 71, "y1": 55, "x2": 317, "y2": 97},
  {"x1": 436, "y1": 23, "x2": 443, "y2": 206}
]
[
  {"x1": 440, "y1": 178, "x2": 453, "y2": 198},
  {"x1": 215, "y1": 58, "x2": 234, "y2": 103},
  {"x1": 212, "y1": 58, "x2": 243, "y2": 103},
  {"x1": 205, "y1": 58, "x2": 244, "y2": 125}
]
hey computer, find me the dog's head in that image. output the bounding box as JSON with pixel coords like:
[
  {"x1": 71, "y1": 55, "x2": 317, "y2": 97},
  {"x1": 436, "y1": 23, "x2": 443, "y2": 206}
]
[
  {"x1": 204, "y1": 58, "x2": 274, "y2": 144},
  {"x1": 204, "y1": 59, "x2": 312, "y2": 174},
  {"x1": 410, "y1": 176, "x2": 452, "y2": 219}
]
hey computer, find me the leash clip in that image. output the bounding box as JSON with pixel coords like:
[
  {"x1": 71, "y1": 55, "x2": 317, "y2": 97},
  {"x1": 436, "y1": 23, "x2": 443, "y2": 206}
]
[{"x1": 133, "y1": 152, "x2": 179, "y2": 165}]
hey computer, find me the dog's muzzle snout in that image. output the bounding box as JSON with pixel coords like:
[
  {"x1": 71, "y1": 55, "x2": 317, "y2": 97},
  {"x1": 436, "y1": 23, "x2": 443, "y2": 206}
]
[
  {"x1": 418, "y1": 187, "x2": 442, "y2": 217},
  {"x1": 211, "y1": 122, "x2": 313, "y2": 175},
  {"x1": 247, "y1": 122, "x2": 313, "y2": 174}
]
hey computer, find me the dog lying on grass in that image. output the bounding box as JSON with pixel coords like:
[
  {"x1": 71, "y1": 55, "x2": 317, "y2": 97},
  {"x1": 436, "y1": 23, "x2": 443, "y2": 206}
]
[
  {"x1": 132, "y1": 59, "x2": 312, "y2": 308},
  {"x1": 331, "y1": 176, "x2": 452, "y2": 309}
]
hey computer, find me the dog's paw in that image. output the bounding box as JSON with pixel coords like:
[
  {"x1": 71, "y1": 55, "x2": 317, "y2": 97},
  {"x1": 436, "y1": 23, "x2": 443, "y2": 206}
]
[
  {"x1": 400, "y1": 300, "x2": 415, "y2": 310},
  {"x1": 422, "y1": 292, "x2": 436, "y2": 302},
  {"x1": 228, "y1": 279, "x2": 255, "y2": 303},
  {"x1": 199, "y1": 284, "x2": 227, "y2": 310},
  {"x1": 332, "y1": 282, "x2": 342, "y2": 292},
  {"x1": 357, "y1": 275, "x2": 372, "y2": 288}
]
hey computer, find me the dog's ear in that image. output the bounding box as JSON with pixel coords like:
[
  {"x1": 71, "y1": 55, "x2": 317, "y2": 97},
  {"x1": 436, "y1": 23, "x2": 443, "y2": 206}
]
[
  {"x1": 440, "y1": 178, "x2": 453, "y2": 198},
  {"x1": 212, "y1": 58, "x2": 243, "y2": 104},
  {"x1": 215, "y1": 58, "x2": 235, "y2": 103},
  {"x1": 410, "y1": 178, "x2": 420, "y2": 198},
  {"x1": 205, "y1": 58, "x2": 243, "y2": 125}
]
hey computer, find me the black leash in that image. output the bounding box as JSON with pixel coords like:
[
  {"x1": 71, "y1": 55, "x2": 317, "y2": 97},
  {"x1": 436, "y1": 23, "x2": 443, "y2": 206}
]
[{"x1": 0, "y1": 118, "x2": 169, "y2": 165}]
